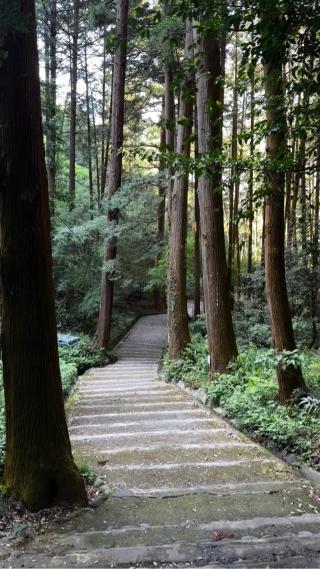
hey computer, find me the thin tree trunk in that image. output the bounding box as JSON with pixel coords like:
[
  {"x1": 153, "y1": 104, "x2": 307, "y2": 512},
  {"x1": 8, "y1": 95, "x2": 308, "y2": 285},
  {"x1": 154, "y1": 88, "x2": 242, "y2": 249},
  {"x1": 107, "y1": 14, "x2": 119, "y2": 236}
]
[
  {"x1": 68, "y1": 0, "x2": 80, "y2": 210},
  {"x1": 228, "y1": 34, "x2": 238, "y2": 275},
  {"x1": 91, "y1": 92, "x2": 101, "y2": 203},
  {"x1": 101, "y1": 65, "x2": 114, "y2": 199},
  {"x1": 154, "y1": 98, "x2": 166, "y2": 312},
  {"x1": 261, "y1": 198, "x2": 266, "y2": 269},
  {"x1": 95, "y1": 0, "x2": 129, "y2": 349},
  {"x1": 248, "y1": 72, "x2": 255, "y2": 274},
  {"x1": 167, "y1": 22, "x2": 193, "y2": 359},
  {"x1": 48, "y1": 0, "x2": 57, "y2": 213},
  {"x1": 262, "y1": 2, "x2": 306, "y2": 402},
  {"x1": 84, "y1": 44, "x2": 94, "y2": 208},
  {"x1": 194, "y1": 106, "x2": 201, "y2": 319},
  {"x1": 194, "y1": 171, "x2": 201, "y2": 318},
  {"x1": 100, "y1": 31, "x2": 107, "y2": 197},
  {"x1": 0, "y1": 0, "x2": 87, "y2": 511},
  {"x1": 194, "y1": 23, "x2": 238, "y2": 374},
  {"x1": 310, "y1": 142, "x2": 320, "y2": 347},
  {"x1": 164, "y1": 64, "x2": 175, "y2": 226}
]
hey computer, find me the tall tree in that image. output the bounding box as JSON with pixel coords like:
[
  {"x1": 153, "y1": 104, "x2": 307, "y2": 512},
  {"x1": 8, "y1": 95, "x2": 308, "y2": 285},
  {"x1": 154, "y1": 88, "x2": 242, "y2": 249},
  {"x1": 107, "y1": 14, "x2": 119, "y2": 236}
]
[
  {"x1": 154, "y1": 99, "x2": 167, "y2": 312},
  {"x1": 167, "y1": 22, "x2": 193, "y2": 359},
  {"x1": 194, "y1": 19, "x2": 238, "y2": 373},
  {"x1": 261, "y1": 0, "x2": 306, "y2": 401},
  {"x1": 247, "y1": 71, "x2": 255, "y2": 274},
  {"x1": 193, "y1": 110, "x2": 201, "y2": 319},
  {"x1": 95, "y1": 0, "x2": 129, "y2": 349},
  {"x1": 0, "y1": 0, "x2": 87, "y2": 510},
  {"x1": 68, "y1": 0, "x2": 80, "y2": 210},
  {"x1": 44, "y1": 0, "x2": 57, "y2": 214}
]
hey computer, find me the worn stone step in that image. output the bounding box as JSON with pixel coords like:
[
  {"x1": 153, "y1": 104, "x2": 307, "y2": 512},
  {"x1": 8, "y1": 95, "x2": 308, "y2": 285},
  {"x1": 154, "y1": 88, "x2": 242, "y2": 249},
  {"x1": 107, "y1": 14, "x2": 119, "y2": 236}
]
[
  {"x1": 70, "y1": 415, "x2": 225, "y2": 428},
  {"x1": 93, "y1": 441, "x2": 266, "y2": 465},
  {"x1": 73, "y1": 401, "x2": 199, "y2": 414},
  {"x1": 70, "y1": 428, "x2": 246, "y2": 448},
  {"x1": 71, "y1": 408, "x2": 205, "y2": 423},
  {"x1": 102, "y1": 458, "x2": 295, "y2": 489},
  {"x1": 42, "y1": 511, "x2": 320, "y2": 551},
  {"x1": 15, "y1": 532, "x2": 320, "y2": 568}
]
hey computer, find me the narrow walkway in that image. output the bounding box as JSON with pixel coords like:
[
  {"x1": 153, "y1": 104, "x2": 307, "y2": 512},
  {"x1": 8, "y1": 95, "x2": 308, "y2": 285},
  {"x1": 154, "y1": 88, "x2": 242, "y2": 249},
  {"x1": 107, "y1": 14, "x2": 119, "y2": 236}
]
[{"x1": 3, "y1": 315, "x2": 320, "y2": 567}]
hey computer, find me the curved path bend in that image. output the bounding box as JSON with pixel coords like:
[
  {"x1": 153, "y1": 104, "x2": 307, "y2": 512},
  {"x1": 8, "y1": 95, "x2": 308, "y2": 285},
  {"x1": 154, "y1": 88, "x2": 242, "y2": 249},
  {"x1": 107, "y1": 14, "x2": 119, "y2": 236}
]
[{"x1": 3, "y1": 315, "x2": 320, "y2": 567}]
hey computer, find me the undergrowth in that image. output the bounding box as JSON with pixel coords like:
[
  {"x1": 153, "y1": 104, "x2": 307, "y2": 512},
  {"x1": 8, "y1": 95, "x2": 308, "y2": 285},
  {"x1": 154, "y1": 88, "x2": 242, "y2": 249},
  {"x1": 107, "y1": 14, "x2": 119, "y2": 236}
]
[{"x1": 163, "y1": 332, "x2": 320, "y2": 470}]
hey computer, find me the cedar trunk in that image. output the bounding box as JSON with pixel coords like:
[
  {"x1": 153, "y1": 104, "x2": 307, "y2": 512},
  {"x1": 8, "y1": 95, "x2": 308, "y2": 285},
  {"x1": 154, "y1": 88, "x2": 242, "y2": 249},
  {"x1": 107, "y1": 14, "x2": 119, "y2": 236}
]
[
  {"x1": 164, "y1": 65, "x2": 175, "y2": 225},
  {"x1": 167, "y1": 23, "x2": 193, "y2": 359},
  {"x1": 0, "y1": 0, "x2": 87, "y2": 511},
  {"x1": 154, "y1": 99, "x2": 167, "y2": 312},
  {"x1": 193, "y1": 109, "x2": 201, "y2": 318},
  {"x1": 68, "y1": 0, "x2": 79, "y2": 210},
  {"x1": 195, "y1": 25, "x2": 237, "y2": 373},
  {"x1": 95, "y1": 0, "x2": 129, "y2": 349},
  {"x1": 262, "y1": 4, "x2": 306, "y2": 402}
]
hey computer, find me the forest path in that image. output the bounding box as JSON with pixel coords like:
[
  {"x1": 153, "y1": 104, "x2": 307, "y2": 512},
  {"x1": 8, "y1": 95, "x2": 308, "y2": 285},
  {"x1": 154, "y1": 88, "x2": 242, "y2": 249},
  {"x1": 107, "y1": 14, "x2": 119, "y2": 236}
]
[{"x1": 2, "y1": 314, "x2": 320, "y2": 567}]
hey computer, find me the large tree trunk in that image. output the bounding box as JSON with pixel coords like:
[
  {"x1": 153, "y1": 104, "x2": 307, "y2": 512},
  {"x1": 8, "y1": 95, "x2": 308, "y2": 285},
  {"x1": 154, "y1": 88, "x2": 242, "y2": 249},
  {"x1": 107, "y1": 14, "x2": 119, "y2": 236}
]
[
  {"x1": 262, "y1": 2, "x2": 306, "y2": 402},
  {"x1": 167, "y1": 23, "x2": 193, "y2": 359},
  {"x1": 194, "y1": 24, "x2": 237, "y2": 374},
  {"x1": 0, "y1": 0, "x2": 87, "y2": 511},
  {"x1": 68, "y1": 0, "x2": 80, "y2": 210},
  {"x1": 95, "y1": 0, "x2": 129, "y2": 349}
]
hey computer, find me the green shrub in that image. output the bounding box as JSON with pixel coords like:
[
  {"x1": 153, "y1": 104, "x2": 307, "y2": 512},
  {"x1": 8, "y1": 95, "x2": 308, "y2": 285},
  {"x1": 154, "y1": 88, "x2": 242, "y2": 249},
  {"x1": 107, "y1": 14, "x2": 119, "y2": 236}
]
[
  {"x1": 59, "y1": 336, "x2": 105, "y2": 376},
  {"x1": 163, "y1": 333, "x2": 208, "y2": 388},
  {"x1": 59, "y1": 360, "x2": 78, "y2": 397},
  {"x1": 77, "y1": 461, "x2": 96, "y2": 484},
  {"x1": 164, "y1": 337, "x2": 320, "y2": 470}
]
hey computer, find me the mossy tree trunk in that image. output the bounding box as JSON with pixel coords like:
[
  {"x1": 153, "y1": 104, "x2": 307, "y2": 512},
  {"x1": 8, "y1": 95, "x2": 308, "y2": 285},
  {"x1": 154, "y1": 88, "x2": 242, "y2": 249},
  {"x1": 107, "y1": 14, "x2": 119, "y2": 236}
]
[{"x1": 0, "y1": 0, "x2": 87, "y2": 511}]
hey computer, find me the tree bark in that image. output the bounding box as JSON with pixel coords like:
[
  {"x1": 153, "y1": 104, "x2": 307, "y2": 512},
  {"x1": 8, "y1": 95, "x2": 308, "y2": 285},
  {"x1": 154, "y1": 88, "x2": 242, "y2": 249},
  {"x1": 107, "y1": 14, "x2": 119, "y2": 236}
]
[
  {"x1": 193, "y1": 106, "x2": 201, "y2": 319},
  {"x1": 101, "y1": 62, "x2": 113, "y2": 199},
  {"x1": 194, "y1": 173, "x2": 201, "y2": 318},
  {"x1": 95, "y1": 0, "x2": 129, "y2": 349},
  {"x1": 248, "y1": 73, "x2": 255, "y2": 274},
  {"x1": 0, "y1": 0, "x2": 87, "y2": 511},
  {"x1": 262, "y1": 1, "x2": 306, "y2": 402},
  {"x1": 84, "y1": 43, "x2": 94, "y2": 208},
  {"x1": 164, "y1": 64, "x2": 175, "y2": 226},
  {"x1": 154, "y1": 98, "x2": 167, "y2": 312},
  {"x1": 68, "y1": 0, "x2": 80, "y2": 210},
  {"x1": 228, "y1": 35, "x2": 238, "y2": 276},
  {"x1": 167, "y1": 22, "x2": 193, "y2": 359},
  {"x1": 194, "y1": 23, "x2": 238, "y2": 374},
  {"x1": 44, "y1": 0, "x2": 57, "y2": 215}
]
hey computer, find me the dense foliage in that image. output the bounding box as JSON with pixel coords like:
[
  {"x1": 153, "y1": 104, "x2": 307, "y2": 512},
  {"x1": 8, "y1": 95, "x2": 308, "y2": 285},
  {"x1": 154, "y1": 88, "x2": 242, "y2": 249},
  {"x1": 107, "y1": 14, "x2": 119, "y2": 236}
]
[{"x1": 163, "y1": 327, "x2": 320, "y2": 469}]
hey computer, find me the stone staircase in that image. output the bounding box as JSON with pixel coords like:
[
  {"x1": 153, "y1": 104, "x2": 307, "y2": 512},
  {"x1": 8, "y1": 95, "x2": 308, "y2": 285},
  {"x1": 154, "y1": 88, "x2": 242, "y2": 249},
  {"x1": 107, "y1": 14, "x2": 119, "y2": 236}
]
[{"x1": 2, "y1": 314, "x2": 320, "y2": 567}]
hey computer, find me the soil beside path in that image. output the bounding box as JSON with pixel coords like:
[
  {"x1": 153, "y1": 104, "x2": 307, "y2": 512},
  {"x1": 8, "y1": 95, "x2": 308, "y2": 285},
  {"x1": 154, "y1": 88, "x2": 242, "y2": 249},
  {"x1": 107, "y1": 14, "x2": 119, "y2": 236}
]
[{"x1": 1, "y1": 314, "x2": 320, "y2": 568}]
